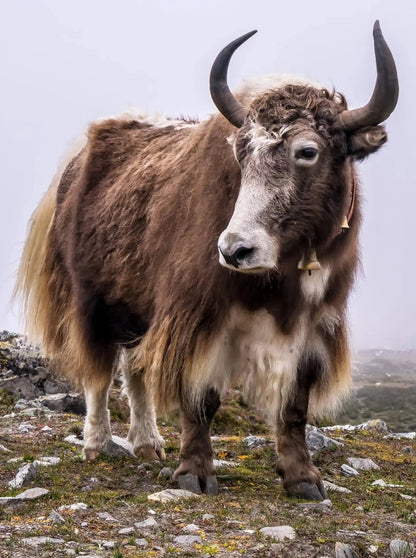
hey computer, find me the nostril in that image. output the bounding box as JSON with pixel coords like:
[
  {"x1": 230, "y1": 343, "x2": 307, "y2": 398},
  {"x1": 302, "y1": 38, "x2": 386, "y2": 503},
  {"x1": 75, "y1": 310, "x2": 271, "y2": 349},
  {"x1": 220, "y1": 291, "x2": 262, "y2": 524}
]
[
  {"x1": 234, "y1": 246, "x2": 254, "y2": 262},
  {"x1": 219, "y1": 244, "x2": 255, "y2": 268}
]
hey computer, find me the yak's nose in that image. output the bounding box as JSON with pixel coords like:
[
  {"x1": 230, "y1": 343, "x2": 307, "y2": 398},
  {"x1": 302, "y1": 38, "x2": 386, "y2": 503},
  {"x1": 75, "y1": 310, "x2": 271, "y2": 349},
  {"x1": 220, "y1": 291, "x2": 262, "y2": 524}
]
[{"x1": 218, "y1": 232, "x2": 255, "y2": 268}]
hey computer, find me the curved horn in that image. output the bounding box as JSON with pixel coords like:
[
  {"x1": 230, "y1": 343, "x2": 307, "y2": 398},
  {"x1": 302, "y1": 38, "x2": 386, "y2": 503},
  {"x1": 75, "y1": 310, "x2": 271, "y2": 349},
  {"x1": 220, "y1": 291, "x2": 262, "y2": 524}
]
[
  {"x1": 338, "y1": 21, "x2": 399, "y2": 131},
  {"x1": 210, "y1": 30, "x2": 257, "y2": 128}
]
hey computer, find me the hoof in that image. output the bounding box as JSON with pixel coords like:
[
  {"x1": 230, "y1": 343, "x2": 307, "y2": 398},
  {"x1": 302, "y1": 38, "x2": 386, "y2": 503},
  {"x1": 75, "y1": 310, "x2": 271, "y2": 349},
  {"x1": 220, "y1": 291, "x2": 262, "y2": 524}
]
[
  {"x1": 136, "y1": 444, "x2": 166, "y2": 461},
  {"x1": 177, "y1": 472, "x2": 218, "y2": 495},
  {"x1": 285, "y1": 479, "x2": 326, "y2": 501}
]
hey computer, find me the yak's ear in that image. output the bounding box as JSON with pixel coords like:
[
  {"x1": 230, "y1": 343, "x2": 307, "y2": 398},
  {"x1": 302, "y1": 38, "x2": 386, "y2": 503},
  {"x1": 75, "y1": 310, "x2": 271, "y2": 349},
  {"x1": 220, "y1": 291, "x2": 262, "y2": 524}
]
[{"x1": 347, "y1": 125, "x2": 388, "y2": 160}]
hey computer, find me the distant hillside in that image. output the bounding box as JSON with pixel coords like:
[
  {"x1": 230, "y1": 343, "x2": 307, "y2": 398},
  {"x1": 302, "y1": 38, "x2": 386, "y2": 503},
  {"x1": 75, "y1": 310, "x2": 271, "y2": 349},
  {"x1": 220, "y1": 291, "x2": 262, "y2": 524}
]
[{"x1": 333, "y1": 349, "x2": 416, "y2": 432}]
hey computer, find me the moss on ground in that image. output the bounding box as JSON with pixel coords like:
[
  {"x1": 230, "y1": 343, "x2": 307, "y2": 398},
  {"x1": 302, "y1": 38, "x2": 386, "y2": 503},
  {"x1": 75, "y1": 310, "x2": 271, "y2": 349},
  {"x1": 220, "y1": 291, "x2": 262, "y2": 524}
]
[{"x1": 0, "y1": 391, "x2": 415, "y2": 557}]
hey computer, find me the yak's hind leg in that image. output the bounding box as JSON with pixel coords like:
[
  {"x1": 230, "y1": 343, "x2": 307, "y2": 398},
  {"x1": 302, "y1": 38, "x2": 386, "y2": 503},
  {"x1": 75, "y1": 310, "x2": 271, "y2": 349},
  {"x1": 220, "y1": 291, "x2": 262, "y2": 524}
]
[
  {"x1": 276, "y1": 356, "x2": 326, "y2": 501},
  {"x1": 173, "y1": 388, "x2": 220, "y2": 495},
  {"x1": 123, "y1": 350, "x2": 165, "y2": 460},
  {"x1": 83, "y1": 354, "x2": 131, "y2": 460}
]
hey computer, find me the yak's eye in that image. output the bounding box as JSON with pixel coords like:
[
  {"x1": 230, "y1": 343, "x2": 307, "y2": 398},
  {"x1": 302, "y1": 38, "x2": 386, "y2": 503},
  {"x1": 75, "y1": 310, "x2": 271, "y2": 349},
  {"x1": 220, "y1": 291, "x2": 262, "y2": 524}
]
[
  {"x1": 297, "y1": 147, "x2": 318, "y2": 159},
  {"x1": 291, "y1": 140, "x2": 320, "y2": 167}
]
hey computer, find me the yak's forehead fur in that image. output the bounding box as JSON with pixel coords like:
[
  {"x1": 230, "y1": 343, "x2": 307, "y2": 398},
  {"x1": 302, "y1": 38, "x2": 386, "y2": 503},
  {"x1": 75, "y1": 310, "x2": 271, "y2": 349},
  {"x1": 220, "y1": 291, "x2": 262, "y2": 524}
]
[{"x1": 236, "y1": 77, "x2": 349, "y2": 156}]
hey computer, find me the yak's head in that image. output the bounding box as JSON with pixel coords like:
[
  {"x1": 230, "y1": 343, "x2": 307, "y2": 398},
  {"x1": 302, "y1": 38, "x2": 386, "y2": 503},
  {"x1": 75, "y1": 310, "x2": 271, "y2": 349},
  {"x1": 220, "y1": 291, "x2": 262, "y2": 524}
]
[{"x1": 212, "y1": 23, "x2": 398, "y2": 273}]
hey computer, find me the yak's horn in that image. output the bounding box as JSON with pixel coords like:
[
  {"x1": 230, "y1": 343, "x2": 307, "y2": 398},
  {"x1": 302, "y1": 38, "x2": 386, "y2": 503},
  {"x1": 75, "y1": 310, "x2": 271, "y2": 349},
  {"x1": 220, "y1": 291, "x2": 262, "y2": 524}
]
[
  {"x1": 338, "y1": 21, "x2": 399, "y2": 131},
  {"x1": 210, "y1": 30, "x2": 257, "y2": 128}
]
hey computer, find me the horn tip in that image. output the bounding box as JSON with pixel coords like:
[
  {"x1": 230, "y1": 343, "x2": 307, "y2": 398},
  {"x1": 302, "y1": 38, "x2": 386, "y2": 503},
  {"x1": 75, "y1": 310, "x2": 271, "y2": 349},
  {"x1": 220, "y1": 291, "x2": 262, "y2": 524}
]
[{"x1": 373, "y1": 20, "x2": 381, "y2": 35}]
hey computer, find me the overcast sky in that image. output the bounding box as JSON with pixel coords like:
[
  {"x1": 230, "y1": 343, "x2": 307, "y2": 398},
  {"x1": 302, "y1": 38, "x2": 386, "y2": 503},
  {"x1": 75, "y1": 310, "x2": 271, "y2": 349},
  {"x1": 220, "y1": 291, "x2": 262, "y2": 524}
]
[{"x1": 1, "y1": 0, "x2": 415, "y2": 350}]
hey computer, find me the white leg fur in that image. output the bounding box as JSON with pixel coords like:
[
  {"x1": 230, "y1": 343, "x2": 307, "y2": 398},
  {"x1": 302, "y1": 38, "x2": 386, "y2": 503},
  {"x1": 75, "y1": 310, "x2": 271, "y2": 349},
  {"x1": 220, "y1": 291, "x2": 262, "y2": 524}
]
[
  {"x1": 124, "y1": 351, "x2": 165, "y2": 460},
  {"x1": 83, "y1": 377, "x2": 112, "y2": 460}
]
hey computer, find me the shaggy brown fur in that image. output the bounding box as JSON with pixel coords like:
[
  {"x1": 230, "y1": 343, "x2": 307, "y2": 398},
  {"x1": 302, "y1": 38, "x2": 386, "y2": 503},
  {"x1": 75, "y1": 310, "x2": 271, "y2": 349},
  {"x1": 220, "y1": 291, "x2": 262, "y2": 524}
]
[{"x1": 16, "y1": 79, "x2": 388, "y2": 500}]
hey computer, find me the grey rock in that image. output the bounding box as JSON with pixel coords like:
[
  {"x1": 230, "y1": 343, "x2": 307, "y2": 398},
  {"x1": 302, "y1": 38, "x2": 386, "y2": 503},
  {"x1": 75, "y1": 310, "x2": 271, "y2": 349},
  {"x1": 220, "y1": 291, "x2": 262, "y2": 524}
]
[
  {"x1": 346, "y1": 457, "x2": 379, "y2": 471},
  {"x1": 323, "y1": 480, "x2": 352, "y2": 494},
  {"x1": 402, "y1": 446, "x2": 413, "y2": 454},
  {"x1": 134, "y1": 517, "x2": 158, "y2": 531},
  {"x1": 213, "y1": 458, "x2": 238, "y2": 467},
  {"x1": 389, "y1": 539, "x2": 414, "y2": 557},
  {"x1": 0, "y1": 444, "x2": 11, "y2": 453},
  {"x1": 157, "y1": 466, "x2": 174, "y2": 481},
  {"x1": 119, "y1": 527, "x2": 134, "y2": 535},
  {"x1": 38, "y1": 392, "x2": 85, "y2": 414},
  {"x1": 243, "y1": 435, "x2": 267, "y2": 448},
  {"x1": 202, "y1": 513, "x2": 214, "y2": 521},
  {"x1": 36, "y1": 456, "x2": 61, "y2": 466},
  {"x1": 135, "y1": 538, "x2": 148, "y2": 547},
  {"x1": 101, "y1": 541, "x2": 116, "y2": 549},
  {"x1": 386, "y1": 432, "x2": 416, "y2": 440},
  {"x1": 58, "y1": 502, "x2": 88, "y2": 511},
  {"x1": 341, "y1": 464, "x2": 359, "y2": 477},
  {"x1": 306, "y1": 425, "x2": 343, "y2": 455},
  {"x1": 49, "y1": 510, "x2": 65, "y2": 524},
  {"x1": 0, "y1": 375, "x2": 41, "y2": 399},
  {"x1": 299, "y1": 499, "x2": 332, "y2": 512},
  {"x1": 182, "y1": 523, "x2": 200, "y2": 533},
  {"x1": 147, "y1": 488, "x2": 200, "y2": 502},
  {"x1": 97, "y1": 511, "x2": 117, "y2": 522},
  {"x1": 8, "y1": 462, "x2": 38, "y2": 488},
  {"x1": 64, "y1": 434, "x2": 85, "y2": 446},
  {"x1": 335, "y1": 542, "x2": 359, "y2": 558},
  {"x1": 0, "y1": 487, "x2": 49, "y2": 505},
  {"x1": 372, "y1": 479, "x2": 403, "y2": 488},
  {"x1": 174, "y1": 535, "x2": 202, "y2": 546},
  {"x1": 22, "y1": 536, "x2": 65, "y2": 547},
  {"x1": 259, "y1": 526, "x2": 296, "y2": 541}
]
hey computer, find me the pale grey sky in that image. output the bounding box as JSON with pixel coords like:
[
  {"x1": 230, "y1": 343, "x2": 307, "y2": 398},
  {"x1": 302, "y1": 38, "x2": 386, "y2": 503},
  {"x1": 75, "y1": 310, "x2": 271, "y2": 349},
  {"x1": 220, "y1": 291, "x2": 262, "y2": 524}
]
[{"x1": 1, "y1": 0, "x2": 415, "y2": 349}]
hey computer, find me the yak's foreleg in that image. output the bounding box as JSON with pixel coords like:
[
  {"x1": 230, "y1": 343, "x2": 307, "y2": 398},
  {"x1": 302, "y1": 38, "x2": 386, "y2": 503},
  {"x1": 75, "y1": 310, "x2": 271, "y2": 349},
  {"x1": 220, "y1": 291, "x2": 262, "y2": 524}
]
[
  {"x1": 276, "y1": 358, "x2": 326, "y2": 501},
  {"x1": 173, "y1": 388, "x2": 220, "y2": 495},
  {"x1": 124, "y1": 352, "x2": 165, "y2": 460}
]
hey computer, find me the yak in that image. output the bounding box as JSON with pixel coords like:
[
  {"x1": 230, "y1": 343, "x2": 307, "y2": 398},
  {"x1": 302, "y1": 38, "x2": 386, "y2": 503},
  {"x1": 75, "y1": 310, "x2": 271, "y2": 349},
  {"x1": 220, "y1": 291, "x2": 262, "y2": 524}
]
[{"x1": 16, "y1": 21, "x2": 398, "y2": 500}]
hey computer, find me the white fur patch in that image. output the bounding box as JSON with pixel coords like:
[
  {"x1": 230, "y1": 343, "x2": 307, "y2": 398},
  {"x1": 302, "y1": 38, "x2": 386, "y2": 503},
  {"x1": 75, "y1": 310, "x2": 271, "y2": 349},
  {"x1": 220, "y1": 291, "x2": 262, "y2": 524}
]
[
  {"x1": 300, "y1": 264, "x2": 331, "y2": 304},
  {"x1": 235, "y1": 74, "x2": 325, "y2": 103},
  {"x1": 187, "y1": 306, "x2": 316, "y2": 423},
  {"x1": 97, "y1": 110, "x2": 197, "y2": 130}
]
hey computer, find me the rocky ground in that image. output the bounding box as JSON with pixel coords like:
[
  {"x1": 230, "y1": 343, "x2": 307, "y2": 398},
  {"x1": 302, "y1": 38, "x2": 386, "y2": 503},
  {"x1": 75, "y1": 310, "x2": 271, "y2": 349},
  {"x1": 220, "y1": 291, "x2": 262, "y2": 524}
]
[{"x1": 1, "y1": 331, "x2": 415, "y2": 557}]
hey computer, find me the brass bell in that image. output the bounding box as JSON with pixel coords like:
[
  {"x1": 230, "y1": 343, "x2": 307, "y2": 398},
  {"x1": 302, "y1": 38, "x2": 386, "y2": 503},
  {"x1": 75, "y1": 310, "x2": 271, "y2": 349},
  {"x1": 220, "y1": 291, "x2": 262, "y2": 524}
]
[
  {"x1": 341, "y1": 216, "x2": 350, "y2": 231},
  {"x1": 297, "y1": 248, "x2": 321, "y2": 272}
]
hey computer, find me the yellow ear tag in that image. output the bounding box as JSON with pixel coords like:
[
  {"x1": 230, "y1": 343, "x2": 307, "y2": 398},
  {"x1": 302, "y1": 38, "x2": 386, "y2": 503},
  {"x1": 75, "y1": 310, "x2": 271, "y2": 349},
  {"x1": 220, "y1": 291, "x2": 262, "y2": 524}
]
[
  {"x1": 341, "y1": 216, "x2": 350, "y2": 231},
  {"x1": 297, "y1": 248, "x2": 321, "y2": 274}
]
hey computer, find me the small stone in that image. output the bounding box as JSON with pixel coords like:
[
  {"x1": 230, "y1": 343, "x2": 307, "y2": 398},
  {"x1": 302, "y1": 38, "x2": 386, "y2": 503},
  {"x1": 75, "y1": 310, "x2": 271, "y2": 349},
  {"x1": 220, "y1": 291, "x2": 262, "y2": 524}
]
[
  {"x1": 242, "y1": 529, "x2": 255, "y2": 534},
  {"x1": 213, "y1": 458, "x2": 238, "y2": 467},
  {"x1": 173, "y1": 535, "x2": 202, "y2": 546},
  {"x1": 0, "y1": 487, "x2": 49, "y2": 505},
  {"x1": 135, "y1": 538, "x2": 148, "y2": 547},
  {"x1": 147, "y1": 489, "x2": 200, "y2": 503},
  {"x1": 368, "y1": 545, "x2": 379, "y2": 554},
  {"x1": 386, "y1": 432, "x2": 416, "y2": 440},
  {"x1": 58, "y1": 502, "x2": 88, "y2": 511},
  {"x1": 399, "y1": 493, "x2": 415, "y2": 500},
  {"x1": 243, "y1": 435, "x2": 267, "y2": 448},
  {"x1": 64, "y1": 434, "x2": 85, "y2": 446},
  {"x1": 372, "y1": 479, "x2": 404, "y2": 488},
  {"x1": 306, "y1": 425, "x2": 343, "y2": 455},
  {"x1": 35, "y1": 456, "x2": 61, "y2": 467},
  {"x1": 97, "y1": 512, "x2": 118, "y2": 522},
  {"x1": 202, "y1": 514, "x2": 214, "y2": 521},
  {"x1": 147, "y1": 508, "x2": 156, "y2": 515},
  {"x1": 81, "y1": 522, "x2": 88, "y2": 528},
  {"x1": 134, "y1": 517, "x2": 158, "y2": 531},
  {"x1": 49, "y1": 510, "x2": 65, "y2": 524},
  {"x1": 341, "y1": 464, "x2": 359, "y2": 477},
  {"x1": 101, "y1": 541, "x2": 116, "y2": 549},
  {"x1": 157, "y1": 466, "x2": 174, "y2": 481},
  {"x1": 182, "y1": 523, "x2": 200, "y2": 533},
  {"x1": 0, "y1": 444, "x2": 11, "y2": 453},
  {"x1": 299, "y1": 499, "x2": 332, "y2": 512},
  {"x1": 323, "y1": 481, "x2": 352, "y2": 494},
  {"x1": 22, "y1": 537, "x2": 65, "y2": 547},
  {"x1": 389, "y1": 539, "x2": 414, "y2": 557},
  {"x1": 355, "y1": 506, "x2": 364, "y2": 511},
  {"x1": 335, "y1": 542, "x2": 359, "y2": 558},
  {"x1": 346, "y1": 457, "x2": 379, "y2": 471},
  {"x1": 8, "y1": 462, "x2": 38, "y2": 488},
  {"x1": 41, "y1": 425, "x2": 52, "y2": 432},
  {"x1": 119, "y1": 527, "x2": 134, "y2": 535},
  {"x1": 259, "y1": 526, "x2": 296, "y2": 541},
  {"x1": 402, "y1": 446, "x2": 413, "y2": 454},
  {"x1": 270, "y1": 543, "x2": 285, "y2": 555}
]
